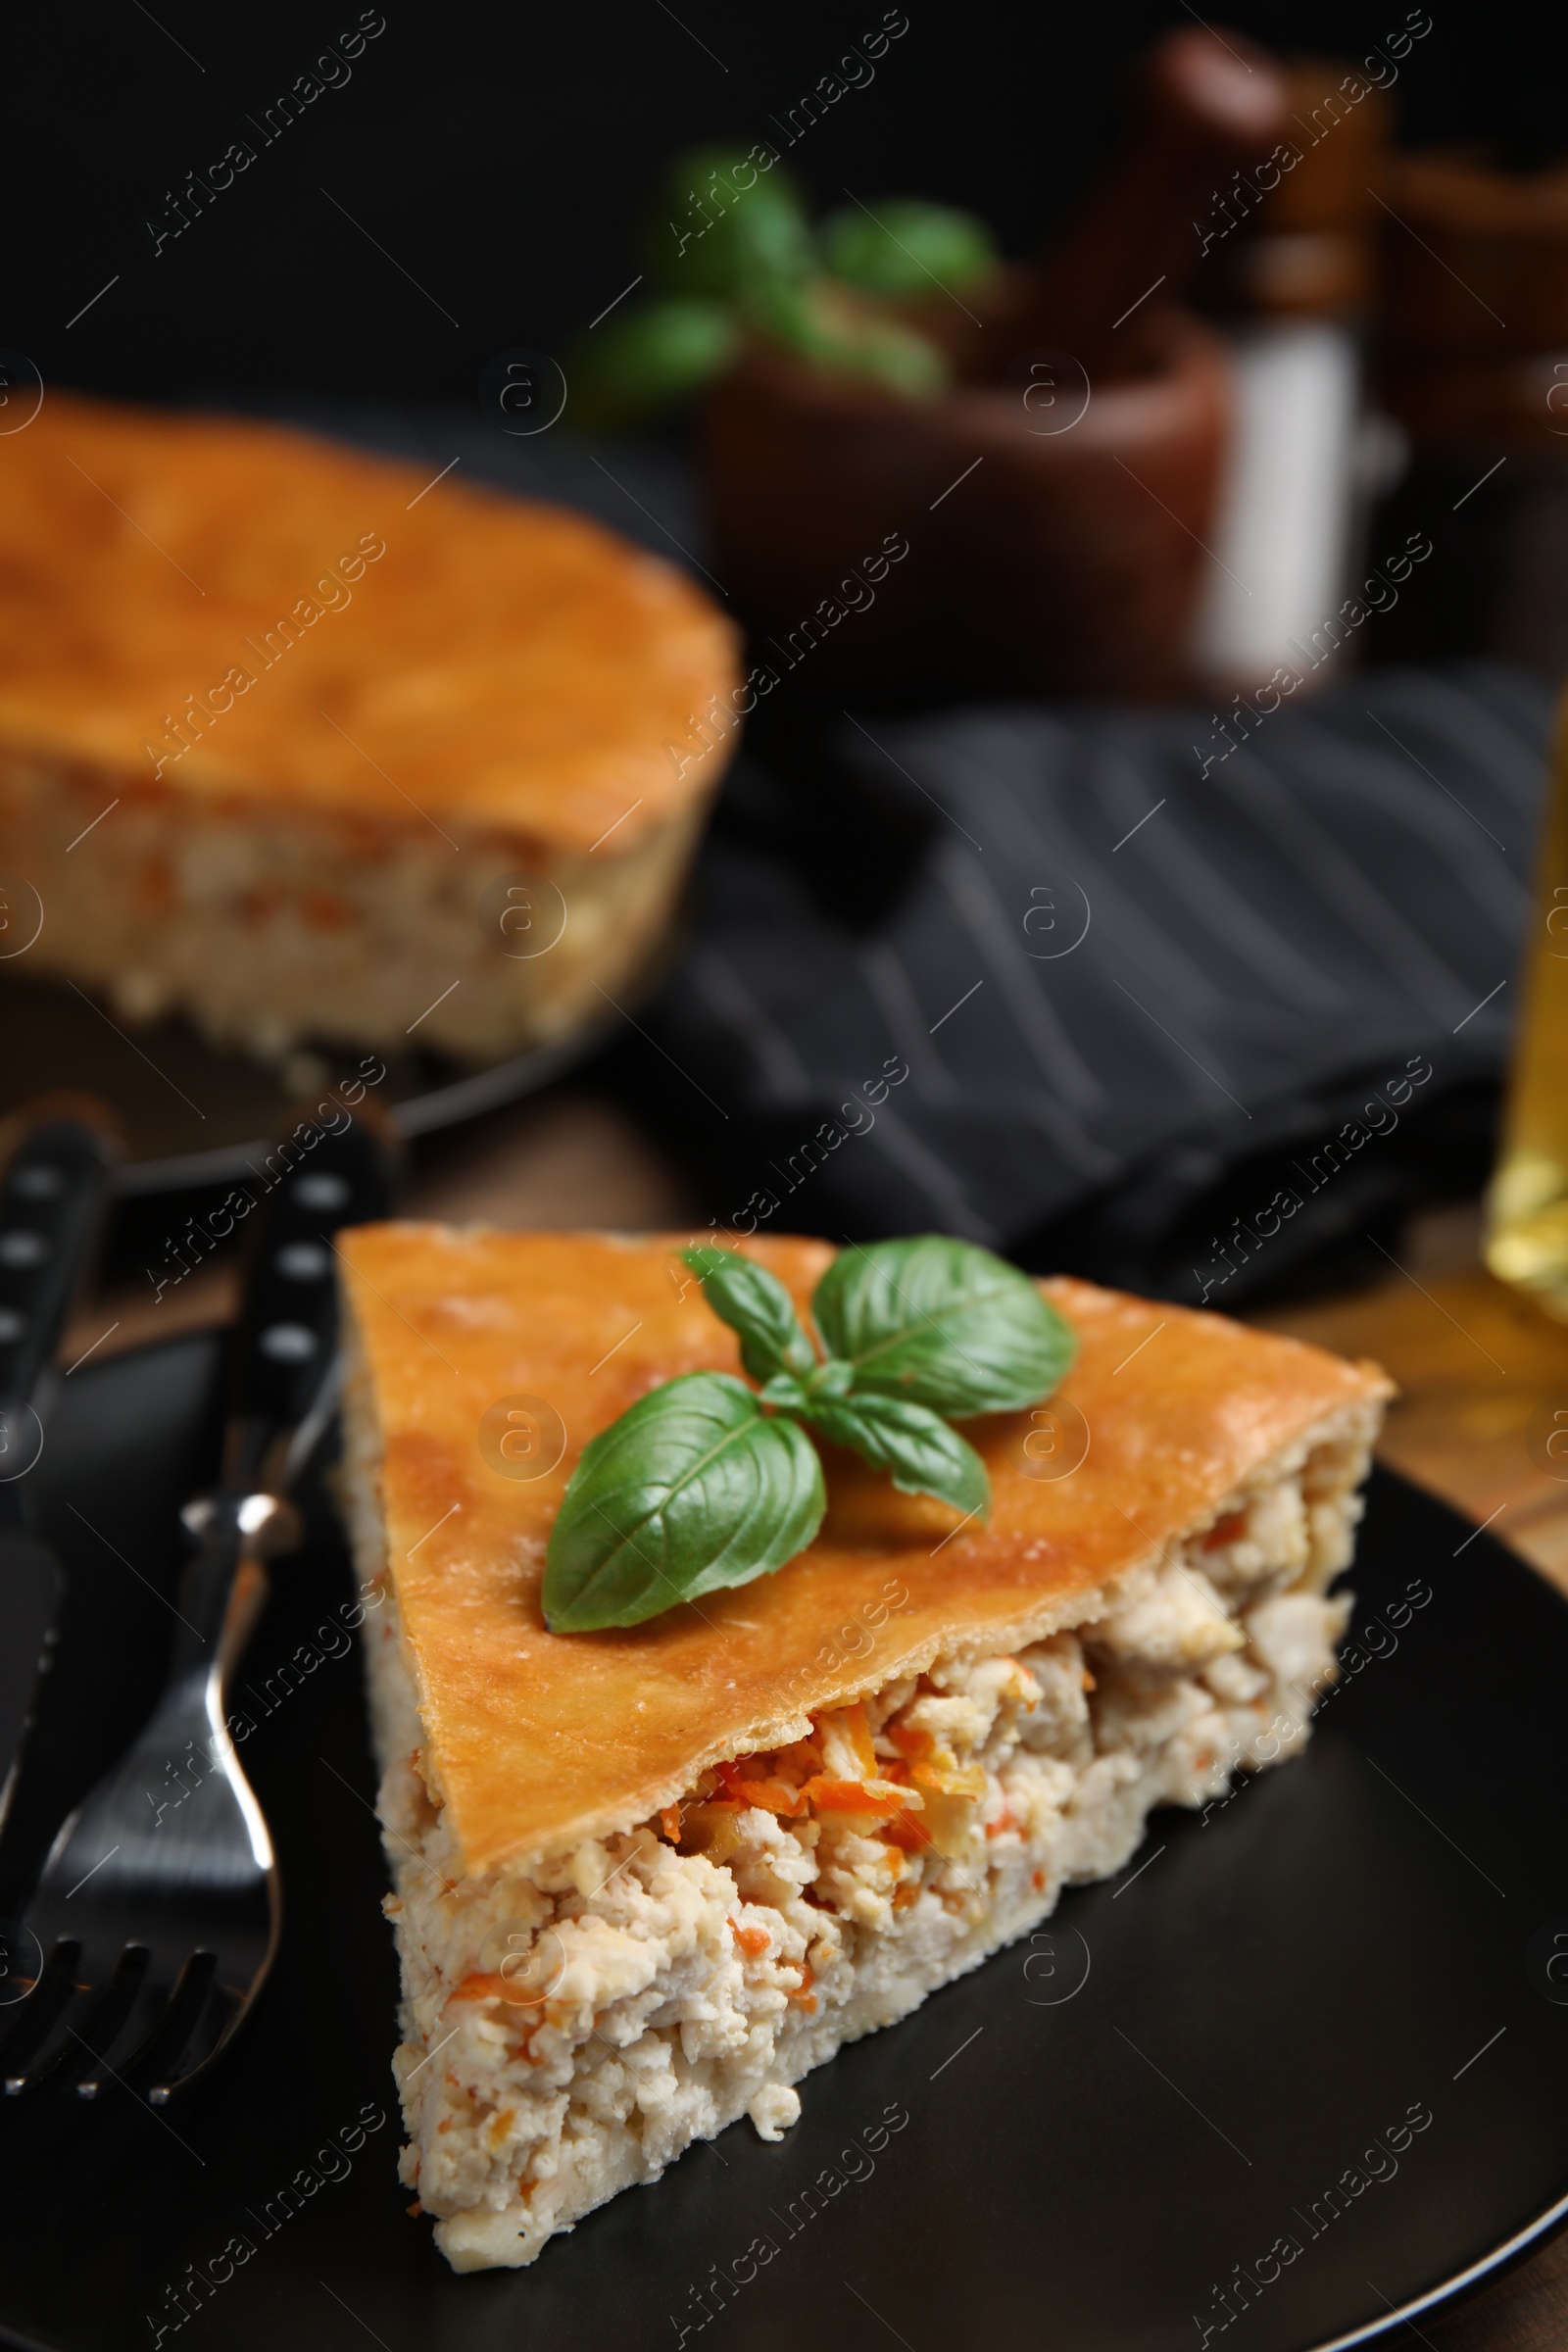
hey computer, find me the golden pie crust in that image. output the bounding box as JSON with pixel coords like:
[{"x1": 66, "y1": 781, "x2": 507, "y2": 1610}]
[
  {"x1": 338, "y1": 1226, "x2": 1393, "y2": 1877},
  {"x1": 0, "y1": 391, "x2": 736, "y2": 854}
]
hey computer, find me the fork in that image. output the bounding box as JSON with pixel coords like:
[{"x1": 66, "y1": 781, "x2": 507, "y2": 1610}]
[{"x1": 0, "y1": 1103, "x2": 397, "y2": 2101}]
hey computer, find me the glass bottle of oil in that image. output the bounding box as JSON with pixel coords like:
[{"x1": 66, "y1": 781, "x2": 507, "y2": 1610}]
[{"x1": 1485, "y1": 693, "x2": 1568, "y2": 1317}]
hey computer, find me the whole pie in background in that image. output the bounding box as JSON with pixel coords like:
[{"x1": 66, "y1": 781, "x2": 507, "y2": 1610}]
[{"x1": 0, "y1": 394, "x2": 739, "y2": 1062}]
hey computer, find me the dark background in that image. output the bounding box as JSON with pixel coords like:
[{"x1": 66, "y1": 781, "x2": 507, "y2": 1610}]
[
  {"x1": 10, "y1": 0, "x2": 1566, "y2": 409},
  {"x1": 6, "y1": 0, "x2": 1560, "y2": 1307}
]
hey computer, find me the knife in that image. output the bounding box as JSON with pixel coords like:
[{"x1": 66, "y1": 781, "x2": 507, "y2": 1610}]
[
  {"x1": 0, "y1": 1102, "x2": 122, "y2": 1838},
  {"x1": 216, "y1": 1099, "x2": 402, "y2": 1494},
  {"x1": 161, "y1": 1096, "x2": 404, "y2": 1744}
]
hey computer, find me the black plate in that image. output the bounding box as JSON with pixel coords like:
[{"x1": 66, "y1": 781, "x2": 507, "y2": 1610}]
[
  {"x1": 1, "y1": 1332, "x2": 1565, "y2": 2352},
  {"x1": 0, "y1": 969, "x2": 619, "y2": 1198}
]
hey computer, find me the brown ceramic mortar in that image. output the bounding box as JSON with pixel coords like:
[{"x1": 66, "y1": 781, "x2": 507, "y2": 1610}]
[
  {"x1": 701, "y1": 25, "x2": 1288, "y2": 703},
  {"x1": 703, "y1": 303, "x2": 1232, "y2": 701}
]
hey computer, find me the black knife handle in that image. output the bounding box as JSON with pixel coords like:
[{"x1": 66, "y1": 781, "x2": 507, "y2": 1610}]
[
  {"x1": 220, "y1": 1102, "x2": 401, "y2": 1490},
  {"x1": 0, "y1": 1101, "x2": 121, "y2": 1413},
  {"x1": 0, "y1": 1525, "x2": 65, "y2": 1849}
]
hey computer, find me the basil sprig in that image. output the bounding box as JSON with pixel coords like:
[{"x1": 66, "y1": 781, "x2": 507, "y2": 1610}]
[
  {"x1": 541, "y1": 1373, "x2": 824, "y2": 1633},
  {"x1": 812, "y1": 1236, "x2": 1075, "y2": 1415},
  {"x1": 542, "y1": 1237, "x2": 1076, "y2": 1634}
]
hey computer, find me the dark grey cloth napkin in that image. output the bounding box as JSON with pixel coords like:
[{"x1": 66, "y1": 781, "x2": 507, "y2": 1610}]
[
  {"x1": 634, "y1": 663, "x2": 1552, "y2": 1303},
  {"x1": 216, "y1": 404, "x2": 1553, "y2": 1303}
]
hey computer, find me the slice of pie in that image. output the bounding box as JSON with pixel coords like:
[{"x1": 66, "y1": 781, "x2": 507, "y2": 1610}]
[
  {"x1": 335, "y1": 1226, "x2": 1391, "y2": 2271},
  {"x1": 0, "y1": 393, "x2": 737, "y2": 1062}
]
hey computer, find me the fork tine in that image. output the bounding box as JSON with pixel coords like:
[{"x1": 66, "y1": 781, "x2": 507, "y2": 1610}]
[
  {"x1": 4, "y1": 1943, "x2": 150, "y2": 2095},
  {"x1": 141, "y1": 1956, "x2": 237, "y2": 2103},
  {"x1": 138, "y1": 1950, "x2": 218, "y2": 2066},
  {"x1": 0, "y1": 1940, "x2": 81, "y2": 2092},
  {"x1": 90, "y1": 1949, "x2": 215, "y2": 2102},
  {"x1": 60, "y1": 1946, "x2": 155, "y2": 2098}
]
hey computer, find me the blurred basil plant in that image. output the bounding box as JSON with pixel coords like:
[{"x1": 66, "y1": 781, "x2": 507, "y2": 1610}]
[{"x1": 569, "y1": 144, "x2": 998, "y2": 430}]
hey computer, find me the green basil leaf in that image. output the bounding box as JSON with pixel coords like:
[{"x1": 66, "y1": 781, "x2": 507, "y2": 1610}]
[
  {"x1": 680, "y1": 1245, "x2": 817, "y2": 1383},
  {"x1": 803, "y1": 1391, "x2": 990, "y2": 1519},
  {"x1": 812, "y1": 1236, "x2": 1076, "y2": 1417},
  {"x1": 567, "y1": 296, "x2": 738, "y2": 431},
  {"x1": 738, "y1": 275, "x2": 948, "y2": 399},
  {"x1": 646, "y1": 147, "x2": 816, "y2": 299},
  {"x1": 543, "y1": 1372, "x2": 824, "y2": 1632},
  {"x1": 820, "y1": 200, "x2": 998, "y2": 297}
]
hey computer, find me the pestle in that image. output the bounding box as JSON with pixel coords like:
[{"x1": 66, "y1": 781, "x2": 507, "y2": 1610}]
[{"x1": 1019, "y1": 24, "x2": 1290, "y2": 377}]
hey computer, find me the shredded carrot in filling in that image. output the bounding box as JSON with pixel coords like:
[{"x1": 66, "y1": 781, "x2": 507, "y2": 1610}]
[
  {"x1": 799, "y1": 1775, "x2": 905, "y2": 1816},
  {"x1": 653, "y1": 1690, "x2": 1005, "y2": 1872},
  {"x1": 712, "y1": 1758, "x2": 807, "y2": 1815},
  {"x1": 880, "y1": 1808, "x2": 936, "y2": 1853},
  {"x1": 1203, "y1": 1510, "x2": 1249, "y2": 1550},
  {"x1": 729, "y1": 1919, "x2": 770, "y2": 1958},
  {"x1": 819, "y1": 1699, "x2": 879, "y2": 1778},
  {"x1": 887, "y1": 1722, "x2": 936, "y2": 1763},
  {"x1": 301, "y1": 885, "x2": 352, "y2": 932},
  {"x1": 789, "y1": 1961, "x2": 817, "y2": 2010},
  {"x1": 450, "y1": 1971, "x2": 515, "y2": 2002},
  {"x1": 751, "y1": 1780, "x2": 808, "y2": 1816}
]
